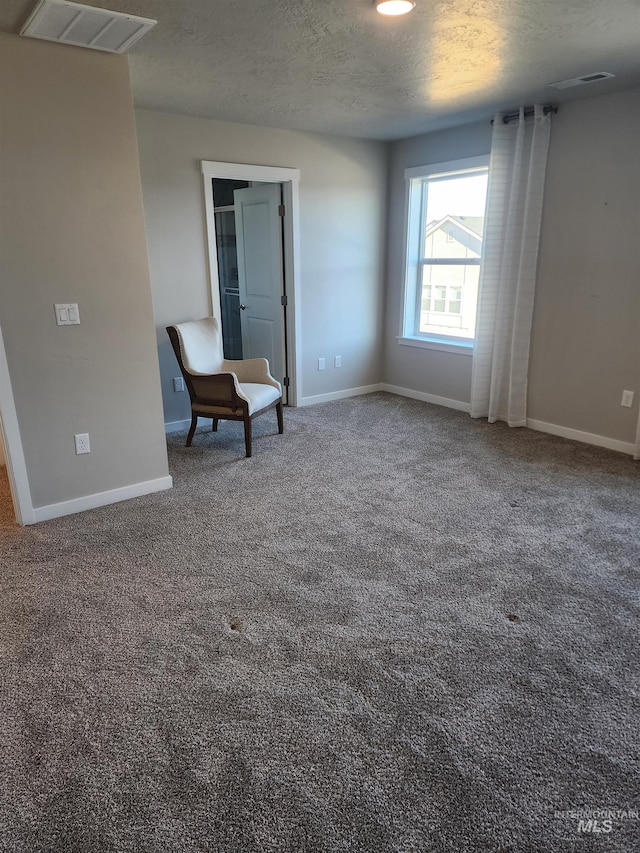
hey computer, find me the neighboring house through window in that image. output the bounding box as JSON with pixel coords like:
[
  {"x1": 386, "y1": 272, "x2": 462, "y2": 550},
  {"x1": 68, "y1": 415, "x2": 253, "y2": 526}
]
[{"x1": 400, "y1": 156, "x2": 489, "y2": 353}]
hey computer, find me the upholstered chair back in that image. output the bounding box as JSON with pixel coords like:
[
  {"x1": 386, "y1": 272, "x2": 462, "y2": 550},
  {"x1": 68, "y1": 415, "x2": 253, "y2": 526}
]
[{"x1": 174, "y1": 317, "x2": 223, "y2": 375}]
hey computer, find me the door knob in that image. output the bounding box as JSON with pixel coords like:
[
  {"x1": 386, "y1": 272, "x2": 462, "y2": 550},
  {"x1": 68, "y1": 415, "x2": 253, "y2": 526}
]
[{"x1": 240, "y1": 303, "x2": 246, "y2": 310}]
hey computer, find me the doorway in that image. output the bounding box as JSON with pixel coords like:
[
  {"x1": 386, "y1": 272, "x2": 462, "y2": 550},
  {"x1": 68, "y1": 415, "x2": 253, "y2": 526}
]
[
  {"x1": 212, "y1": 178, "x2": 287, "y2": 397},
  {"x1": 201, "y1": 161, "x2": 301, "y2": 407},
  {"x1": 213, "y1": 178, "x2": 247, "y2": 361}
]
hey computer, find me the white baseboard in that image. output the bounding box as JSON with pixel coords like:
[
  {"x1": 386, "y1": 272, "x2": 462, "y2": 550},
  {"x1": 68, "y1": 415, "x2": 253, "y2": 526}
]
[
  {"x1": 165, "y1": 388, "x2": 636, "y2": 458},
  {"x1": 383, "y1": 386, "x2": 636, "y2": 455},
  {"x1": 165, "y1": 418, "x2": 192, "y2": 434},
  {"x1": 300, "y1": 383, "x2": 383, "y2": 406},
  {"x1": 526, "y1": 418, "x2": 635, "y2": 457},
  {"x1": 32, "y1": 475, "x2": 173, "y2": 523},
  {"x1": 381, "y1": 383, "x2": 471, "y2": 413}
]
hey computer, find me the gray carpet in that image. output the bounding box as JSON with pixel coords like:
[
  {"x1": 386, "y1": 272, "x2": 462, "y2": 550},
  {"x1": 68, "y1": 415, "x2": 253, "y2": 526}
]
[{"x1": 0, "y1": 392, "x2": 639, "y2": 852}]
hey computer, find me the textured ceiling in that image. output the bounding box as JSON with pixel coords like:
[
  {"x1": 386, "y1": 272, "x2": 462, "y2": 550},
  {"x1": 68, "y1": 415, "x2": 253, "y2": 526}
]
[{"x1": 3, "y1": 0, "x2": 640, "y2": 140}]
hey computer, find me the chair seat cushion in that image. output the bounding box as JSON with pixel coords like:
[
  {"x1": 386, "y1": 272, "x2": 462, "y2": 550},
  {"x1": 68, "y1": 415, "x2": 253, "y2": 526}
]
[{"x1": 239, "y1": 382, "x2": 281, "y2": 415}]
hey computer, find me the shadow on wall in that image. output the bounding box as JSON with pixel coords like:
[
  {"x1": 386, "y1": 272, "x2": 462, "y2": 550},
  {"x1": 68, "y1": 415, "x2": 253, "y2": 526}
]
[{"x1": 158, "y1": 336, "x2": 191, "y2": 427}]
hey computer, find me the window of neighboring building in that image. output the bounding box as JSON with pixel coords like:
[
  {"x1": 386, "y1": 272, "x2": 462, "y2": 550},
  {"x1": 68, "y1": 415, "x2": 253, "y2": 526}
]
[{"x1": 400, "y1": 156, "x2": 489, "y2": 352}]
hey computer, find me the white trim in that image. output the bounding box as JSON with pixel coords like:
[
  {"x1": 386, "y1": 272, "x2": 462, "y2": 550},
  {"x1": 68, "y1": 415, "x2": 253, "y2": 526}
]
[
  {"x1": 0, "y1": 325, "x2": 34, "y2": 525},
  {"x1": 381, "y1": 384, "x2": 471, "y2": 412},
  {"x1": 165, "y1": 418, "x2": 192, "y2": 434},
  {"x1": 283, "y1": 178, "x2": 302, "y2": 408},
  {"x1": 397, "y1": 336, "x2": 473, "y2": 356},
  {"x1": 201, "y1": 161, "x2": 302, "y2": 407},
  {"x1": 382, "y1": 387, "x2": 635, "y2": 454},
  {"x1": 172, "y1": 370, "x2": 635, "y2": 458},
  {"x1": 202, "y1": 162, "x2": 300, "y2": 184},
  {"x1": 526, "y1": 419, "x2": 635, "y2": 457},
  {"x1": 32, "y1": 475, "x2": 173, "y2": 523},
  {"x1": 300, "y1": 384, "x2": 383, "y2": 407},
  {"x1": 404, "y1": 155, "x2": 490, "y2": 181}
]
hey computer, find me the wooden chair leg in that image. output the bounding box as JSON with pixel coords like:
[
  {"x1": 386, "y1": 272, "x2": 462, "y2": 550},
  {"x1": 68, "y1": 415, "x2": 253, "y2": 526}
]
[
  {"x1": 276, "y1": 401, "x2": 284, "y2": 434},
  {"x1": 186, "y1": 413, "x2": 198, "y2": 447},
  {"x1": 243, "y1": 414, "x2": 252, "y2": 458},
  {"x1": 211, "y1": 418, "x2": 218, "y2": 432}
]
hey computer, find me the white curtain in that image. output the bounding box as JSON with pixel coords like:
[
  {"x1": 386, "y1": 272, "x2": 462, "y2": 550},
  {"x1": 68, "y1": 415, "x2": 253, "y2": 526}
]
[{"x1": 470, "y1": 105, "x2": 551, "y2": 427}]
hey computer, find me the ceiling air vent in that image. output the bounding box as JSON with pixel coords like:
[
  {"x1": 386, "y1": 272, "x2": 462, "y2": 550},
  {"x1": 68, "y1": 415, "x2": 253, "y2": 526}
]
[
  {"x1": 20, "y1": 0, "x2": 156, "y2": 54},
  {"x1": 549, "y1": 72, "x2": 615, "y2": 90}
]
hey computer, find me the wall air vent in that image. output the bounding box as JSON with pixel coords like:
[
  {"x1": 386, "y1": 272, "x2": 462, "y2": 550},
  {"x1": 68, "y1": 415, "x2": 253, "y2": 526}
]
[
  {"x1": 20, "y1": 0, "x2": 156, "y2": 54},
  {"x1": 549, "y1": 72, "x2": 615, "y2": 90}
]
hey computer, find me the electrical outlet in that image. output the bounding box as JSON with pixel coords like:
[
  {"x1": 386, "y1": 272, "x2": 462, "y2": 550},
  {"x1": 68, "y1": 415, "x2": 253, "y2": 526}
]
[
  {"x1": 318, "y1": 357, "x2": 325, "y2": 371},
  {"x1": 173, "y1": 376, "x2": 185, "y2": 392},
  {"x1": 621, "y1": 390, "x2": 634, "y2": 408},
  {"x1": 74, "y1": 433, "x2": 90, "y2": 455},
  {"x1": 334, "y1": 355, "x2": 342, "y2": 368}
]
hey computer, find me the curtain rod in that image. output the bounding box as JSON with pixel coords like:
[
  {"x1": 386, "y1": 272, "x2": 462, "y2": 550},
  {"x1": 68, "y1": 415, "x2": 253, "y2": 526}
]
[{"x1": 491, "y1": 105, "x2": 558, "y2": 125}]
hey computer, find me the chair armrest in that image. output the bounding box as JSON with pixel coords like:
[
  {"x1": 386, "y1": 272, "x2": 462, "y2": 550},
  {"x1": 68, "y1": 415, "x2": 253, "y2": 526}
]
[
  {"x1": 189, "y1": 373, "x2": 240, "y2": 404},
  {"x1": 222, "y1": 358, "x2": 281, "y2": 392}
]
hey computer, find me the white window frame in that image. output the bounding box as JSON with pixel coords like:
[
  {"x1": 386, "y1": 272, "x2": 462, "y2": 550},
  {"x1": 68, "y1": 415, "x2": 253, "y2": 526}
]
[{"x1": 398, "y1": 155, "x2": 489, "y2": 356}]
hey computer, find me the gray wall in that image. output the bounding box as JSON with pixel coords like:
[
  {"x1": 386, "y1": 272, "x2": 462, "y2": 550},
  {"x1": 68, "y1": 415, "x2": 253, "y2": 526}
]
[
  {"x1": 529, "y1": 88, "x2": 640, "y2": 441},
  {"x1": 384, "y1": 91, "x2": 640, "y2": 444},
  {"x1": 134, "y1": 109, "x2": 387, "y2": 422},
  {"x1": 0, "y1": 34, "x2": 169, "y2": 509}
]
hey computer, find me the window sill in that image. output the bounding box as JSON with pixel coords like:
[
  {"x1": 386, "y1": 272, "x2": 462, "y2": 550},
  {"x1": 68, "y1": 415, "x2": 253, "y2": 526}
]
[{"x1": 397, "y1": 336, "x2": 473, "y2": 356}]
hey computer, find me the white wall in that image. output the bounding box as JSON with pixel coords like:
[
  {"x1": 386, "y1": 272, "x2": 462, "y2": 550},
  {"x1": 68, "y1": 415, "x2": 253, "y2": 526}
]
[
  {"x1": 134, "y1": 109, "x2": 387, "y2": 421},
  {"x1": 384, "y1": 91, "x2": 640, "y2": 446},
  {"x1": 0, "y1": 34, "x2": 170, "y2": 512}
]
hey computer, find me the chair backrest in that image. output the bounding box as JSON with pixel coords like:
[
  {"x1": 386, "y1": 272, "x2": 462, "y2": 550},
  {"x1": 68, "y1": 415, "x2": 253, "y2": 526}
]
[{"x1": 170, "y1": 317, "x2": 224, "y2": 375}]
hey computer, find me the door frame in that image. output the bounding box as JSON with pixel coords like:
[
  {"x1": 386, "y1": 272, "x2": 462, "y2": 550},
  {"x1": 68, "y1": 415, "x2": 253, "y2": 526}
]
[
  {"x1": 0, "y1": 323, "x2": 34, "y2": 525},
  {"x1": 201, "y1": 161, "x2": 301, "y2": 407}
]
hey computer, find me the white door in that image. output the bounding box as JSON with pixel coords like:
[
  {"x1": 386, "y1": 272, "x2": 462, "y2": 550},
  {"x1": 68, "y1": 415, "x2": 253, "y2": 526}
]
[{"x1": 233, "y1": 184, "x2": 286, "y2": 388}]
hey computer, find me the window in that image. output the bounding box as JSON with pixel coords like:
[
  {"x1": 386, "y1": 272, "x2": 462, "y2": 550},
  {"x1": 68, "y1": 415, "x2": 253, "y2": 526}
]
[
  {"x1": 400, "y1": 157, "x2": 488, "y2": 351},
  {"x1": 423, "y1": 284, "x2": 462, "y2": 317}
]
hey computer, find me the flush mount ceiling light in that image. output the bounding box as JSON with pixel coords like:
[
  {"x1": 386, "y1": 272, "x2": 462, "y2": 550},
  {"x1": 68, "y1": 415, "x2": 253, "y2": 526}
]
[
  {"x1": 375, "y1": 0, "x2": 416, "y2": 16},
  {"x1": 20, "y1": 0, "x2": 156, "y2": 54}
]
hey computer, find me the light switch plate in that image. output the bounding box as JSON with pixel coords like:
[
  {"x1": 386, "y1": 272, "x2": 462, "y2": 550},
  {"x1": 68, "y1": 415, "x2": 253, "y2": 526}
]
[{"x1": 55, "y1": 303, "x2": 80, "y2": 326}]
